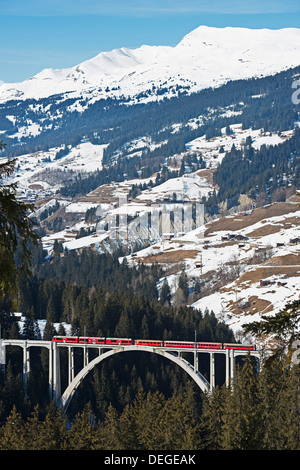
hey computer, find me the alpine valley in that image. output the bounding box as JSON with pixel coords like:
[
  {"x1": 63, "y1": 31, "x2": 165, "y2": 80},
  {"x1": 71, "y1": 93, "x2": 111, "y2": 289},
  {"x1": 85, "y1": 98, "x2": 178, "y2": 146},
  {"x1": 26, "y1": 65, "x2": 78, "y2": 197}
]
[{"x1": 1, "y1": 25, "x2": 300, "y2": 344}]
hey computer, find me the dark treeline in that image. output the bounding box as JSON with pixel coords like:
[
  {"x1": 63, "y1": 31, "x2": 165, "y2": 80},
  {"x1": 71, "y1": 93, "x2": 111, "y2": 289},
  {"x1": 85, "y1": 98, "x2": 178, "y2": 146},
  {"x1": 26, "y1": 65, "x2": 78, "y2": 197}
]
[{"x1": 0, "y1": 354, "x2": 299, "y2": 450}]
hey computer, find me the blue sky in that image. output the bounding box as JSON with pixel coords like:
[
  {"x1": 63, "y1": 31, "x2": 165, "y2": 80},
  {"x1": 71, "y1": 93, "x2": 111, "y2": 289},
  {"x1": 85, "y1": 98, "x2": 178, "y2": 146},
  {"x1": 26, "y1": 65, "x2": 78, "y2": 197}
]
[{"x1": 1, "y1": 0, "x2": 300, "y2": 83}]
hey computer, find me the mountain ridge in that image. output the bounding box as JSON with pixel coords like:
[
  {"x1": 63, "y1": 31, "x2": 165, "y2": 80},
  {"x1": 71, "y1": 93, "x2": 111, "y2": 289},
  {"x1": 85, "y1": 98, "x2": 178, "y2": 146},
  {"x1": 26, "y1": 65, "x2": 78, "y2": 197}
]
[{"x1": 1, "y1": 25, "x2": 300, "y2": 103}]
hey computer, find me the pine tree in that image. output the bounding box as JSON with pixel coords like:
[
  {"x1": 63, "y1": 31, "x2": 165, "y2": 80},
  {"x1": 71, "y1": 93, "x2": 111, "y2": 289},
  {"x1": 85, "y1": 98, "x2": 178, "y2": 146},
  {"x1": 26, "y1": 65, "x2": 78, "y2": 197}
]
[
  {"x1": 69, "y1": 402, "x2": 97, "y2": 450},
  {"x1": 0, "y1": 405, "x2": 26, "y2": 450},
  {"x1": 24, "y1": 404, "x2": 42, "y2": 450},
  {"x1": 97, "y1": 403, "x2": 121, "y2": 450},
  {"x1": 37, "y1": 401, "x2": 69, "y2": 450},
  {"x1": 155, "y1": 392, "x2": 201, "y2": 450},
  {"x1": 22, "y1": 306, "x2": 41, "y2": 340},
  {"x1": 243, "y1": 300, "x2": 300, "y2": 354},
  {"x1": 132, "y1": 389, "x2": 165, "y2": 450},
  {"x1": 257, "y1": 356, "x2": 288, "y2": 449},
  {"x1": 278, "y1": 365, "x2": 300, "y2": 450},
  {"x1": 222, "y1": 355, "x2": 263, "y2": 450},
  {"x1": 114, "y1": 312, "x2": 130, "y2": 338},
  {"x1": 255, "y1": 356, "x2": 300, "y2": 450},
  {"x1": 0, "y1": 143, "x2": 38, "y2": 299},
  {"x1": 118, "y1": 403, "x2": 140, "y2": 450},
  {"x1": 159, "y1": 279, "x2": 171, "y2": 306},
  {"x1": 141, "y1": 314, "x2": 150, "y2": 338},
  {"x1": 201, "y1": 386, "x2": 227, "y2": 449},
  {"x1": 8, "y1": 320, "x2": 20, "y2": 339},
  {"x1": 173, "y1": 287, "x2": 186, "y2": 307},
  {"x1": 43, "y1": 304, "x2": 57, "y2": 340},
  {"x1": 2, "y1": 362, "x2": 26, "y2": 415},
  {"x1": 178, "y1": 269, "x2": 189, "y2": 300}
]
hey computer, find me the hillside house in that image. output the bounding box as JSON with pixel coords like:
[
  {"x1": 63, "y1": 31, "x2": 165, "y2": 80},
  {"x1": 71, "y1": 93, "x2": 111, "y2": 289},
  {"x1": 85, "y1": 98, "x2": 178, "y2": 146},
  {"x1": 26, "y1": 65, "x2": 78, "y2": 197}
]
[{"x1": 260, "y1": 279, "x2": 275, "y2": 287}]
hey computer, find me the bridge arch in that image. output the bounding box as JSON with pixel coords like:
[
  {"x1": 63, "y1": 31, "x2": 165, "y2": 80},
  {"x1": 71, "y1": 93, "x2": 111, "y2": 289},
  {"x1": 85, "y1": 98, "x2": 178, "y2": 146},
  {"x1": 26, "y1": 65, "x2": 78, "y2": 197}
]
[{"x1": 58, "y1": 345, "x2": 210, "y2": 411}]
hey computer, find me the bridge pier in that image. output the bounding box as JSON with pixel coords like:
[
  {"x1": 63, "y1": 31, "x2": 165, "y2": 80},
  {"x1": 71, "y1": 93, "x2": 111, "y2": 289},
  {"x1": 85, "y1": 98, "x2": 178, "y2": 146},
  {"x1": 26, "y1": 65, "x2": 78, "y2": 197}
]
[
  {"x1": 194, "y1": 350, "x2": 199, "y2": 373},
  {"x1": 52, "y1": 342, "x2": 61, "y2": 403},
  {"x1": 0, "y1": 340, "x2": 6, "y2": 375},
  {"x1": 225, "y1": 349, "x2": 236, "y2": 388},
  {"x1": 68, "y1": 347, "x2": 75, "y2": 384},
  {"x1": 210, "y1": 352, "x2": 215, "y2": 392},
  {"x1": 22, "y1": 341, "x2": 30, "y2": 397},
  {"x1": 84, "y1": 345, "x2": 89, "y2": 367}
]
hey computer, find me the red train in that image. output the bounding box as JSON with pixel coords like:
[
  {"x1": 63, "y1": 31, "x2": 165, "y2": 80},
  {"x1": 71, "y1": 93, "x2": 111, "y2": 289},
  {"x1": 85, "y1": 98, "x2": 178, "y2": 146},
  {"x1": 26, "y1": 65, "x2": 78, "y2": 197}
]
[{"x1": 52, "y1": 336, "x2": 256, "y2": 351}]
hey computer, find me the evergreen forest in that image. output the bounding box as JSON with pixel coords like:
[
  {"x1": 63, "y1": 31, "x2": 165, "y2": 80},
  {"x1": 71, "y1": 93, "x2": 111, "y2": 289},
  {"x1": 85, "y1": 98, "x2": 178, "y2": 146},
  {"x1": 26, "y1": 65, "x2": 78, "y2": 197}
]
[{"x1": 0, "y1": 354, "x2": 299, "y2": 450}]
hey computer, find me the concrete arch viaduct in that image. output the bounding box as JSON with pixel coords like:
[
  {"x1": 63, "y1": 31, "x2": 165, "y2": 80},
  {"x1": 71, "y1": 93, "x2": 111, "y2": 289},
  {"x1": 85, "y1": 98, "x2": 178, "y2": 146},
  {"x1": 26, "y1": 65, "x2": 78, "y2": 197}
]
[{"x1": 0, "y1": 339, "x2": 260, "y2": 412}]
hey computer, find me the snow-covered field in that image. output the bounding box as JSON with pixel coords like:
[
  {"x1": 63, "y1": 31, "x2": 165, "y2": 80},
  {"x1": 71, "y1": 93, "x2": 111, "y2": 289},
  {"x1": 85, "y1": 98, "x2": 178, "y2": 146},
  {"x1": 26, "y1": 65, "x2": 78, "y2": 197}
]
[
  {"x1": 137, "y1": 172, "x2": 212, "y2": 201},
  {"x1": 12, "y1": 140, "x2": 106, "y2": 200}
]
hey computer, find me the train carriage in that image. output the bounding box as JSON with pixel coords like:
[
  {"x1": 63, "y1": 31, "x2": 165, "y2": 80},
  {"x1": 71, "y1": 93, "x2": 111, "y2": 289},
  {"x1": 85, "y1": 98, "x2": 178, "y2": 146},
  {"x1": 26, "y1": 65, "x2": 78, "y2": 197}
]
[
  {"x1": 164, "y1": 341, "x2": 196, "y2": 349},
  {"x1": 197, "y1": 342, "x2": 222, "y2": 349},
  {"x1": 53, "y1": 336, "x2": 79, "y2": 343},
  {"x1": 106, "y1": 338, "x2": 134, "y2": 346},
  {"x1": 94, "y1": 337, "x2": 106, "y2": 345},
  {"x1": 223, "y1": 343, "x2": 256, "y2": 351},
  {"x1": 134, "y1": 339, "x2": 164, "y2": 347},
  {"x1": 52, "y1": 336, "x2": 65, "y2": 343},
  {"x1": 78, "y1": 337, "x2": 94, "y2": 344}
]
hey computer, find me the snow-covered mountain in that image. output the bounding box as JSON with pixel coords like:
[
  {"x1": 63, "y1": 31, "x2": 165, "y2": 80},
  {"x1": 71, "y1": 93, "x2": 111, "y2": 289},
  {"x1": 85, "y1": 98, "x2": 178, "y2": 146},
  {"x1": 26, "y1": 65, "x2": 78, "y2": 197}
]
[{"x1": 1, "y1": 25, "x2": 300, "y2": 103}]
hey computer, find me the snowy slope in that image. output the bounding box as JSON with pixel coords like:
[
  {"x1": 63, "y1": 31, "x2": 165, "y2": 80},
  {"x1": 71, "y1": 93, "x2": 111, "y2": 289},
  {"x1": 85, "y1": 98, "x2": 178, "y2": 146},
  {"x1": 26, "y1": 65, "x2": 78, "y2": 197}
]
[
  {"x1": 13, "y1": 140, "x2": 106, "y2": 200},
  {"x1": 127, "y1": 199, "x2": 300, "y2": 339},
  {"x1": 1, "y1": 26, "x2": 300, "y2": 103},
  {"x1": 191, "y1": 202, "x2": 300, "y2": 336},
  {"x1": 186, "y1": 124, "x2": 295, "y2": 168}
]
